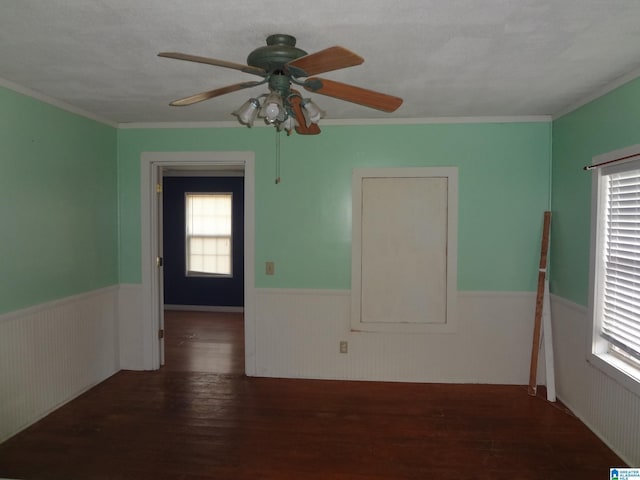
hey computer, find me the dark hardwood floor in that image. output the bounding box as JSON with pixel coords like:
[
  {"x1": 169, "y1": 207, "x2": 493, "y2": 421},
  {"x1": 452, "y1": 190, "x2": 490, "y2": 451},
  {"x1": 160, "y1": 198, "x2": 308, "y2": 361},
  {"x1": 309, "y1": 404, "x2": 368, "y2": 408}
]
[
  {"x1": 163, "y1": 310, "x2": 245, "y2": 374},
  {"x1": 0, "y1": 311, "x2": 625, "y2": 479}
]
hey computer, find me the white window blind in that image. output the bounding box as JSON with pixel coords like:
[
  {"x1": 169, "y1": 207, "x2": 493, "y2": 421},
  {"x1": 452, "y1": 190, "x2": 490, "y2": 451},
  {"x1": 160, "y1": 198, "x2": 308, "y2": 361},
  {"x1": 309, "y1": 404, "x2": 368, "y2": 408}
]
[
  {"x1": 186, "y1": 193, "x2": 232, "y2": 276},
  {"x1": 601, "y1": 168, "x2": 640, "y2": 361}
]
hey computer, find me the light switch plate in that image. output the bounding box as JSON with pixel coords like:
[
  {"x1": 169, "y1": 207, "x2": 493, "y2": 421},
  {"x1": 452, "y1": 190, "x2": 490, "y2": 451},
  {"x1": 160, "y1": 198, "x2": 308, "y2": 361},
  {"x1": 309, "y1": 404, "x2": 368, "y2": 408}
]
[{"x1": 265, "y1": 261, "x2": 275, "y2": 275}]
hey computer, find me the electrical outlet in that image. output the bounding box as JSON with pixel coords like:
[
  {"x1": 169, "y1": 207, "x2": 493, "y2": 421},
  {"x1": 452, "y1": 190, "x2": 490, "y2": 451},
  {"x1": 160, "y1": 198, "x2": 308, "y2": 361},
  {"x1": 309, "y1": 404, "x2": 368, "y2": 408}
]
[
  {"x1": 339, "y1": 341, "x2": 348, "y2": 354},
  {"x1": 265, "y1": 261, "x2": 275, "y2": 275}
]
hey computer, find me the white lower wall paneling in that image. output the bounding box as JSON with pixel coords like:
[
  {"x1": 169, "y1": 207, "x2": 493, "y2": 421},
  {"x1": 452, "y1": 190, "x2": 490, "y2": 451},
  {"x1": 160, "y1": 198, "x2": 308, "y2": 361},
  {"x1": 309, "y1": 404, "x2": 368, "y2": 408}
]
[
  {"x1": 550, "y1": 295, "x2": 640, "y2": 466},
  {"x1": 0, "y1": 286, "x2": 119, "y2": 443},
  {"x1": 254, "y1": 289, "x2": 541, "y2": 384},
  {"x1": 118, "y1": 282, "x2": 257, "y2": 373},
  {"x1": 117, "y1": 283, "x2": 145, "y2": 370}
]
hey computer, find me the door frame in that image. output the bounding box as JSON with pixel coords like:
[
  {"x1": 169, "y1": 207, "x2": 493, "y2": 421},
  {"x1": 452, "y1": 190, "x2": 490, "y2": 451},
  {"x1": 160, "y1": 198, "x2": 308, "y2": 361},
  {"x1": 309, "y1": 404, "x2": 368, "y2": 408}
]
[{"x1": 140, "y1": 151, "x2": 256, "y2": 374}]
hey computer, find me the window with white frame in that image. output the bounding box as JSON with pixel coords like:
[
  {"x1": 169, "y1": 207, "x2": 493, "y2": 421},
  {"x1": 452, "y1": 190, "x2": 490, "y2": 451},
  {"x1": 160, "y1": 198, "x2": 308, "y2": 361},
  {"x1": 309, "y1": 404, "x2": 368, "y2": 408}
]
[
  {"x1": 185, "y1": 193, "x2": 232, "y2": 276},
  {"x1": 590, "y1": 147, "x2": 640, "y2": 392}
]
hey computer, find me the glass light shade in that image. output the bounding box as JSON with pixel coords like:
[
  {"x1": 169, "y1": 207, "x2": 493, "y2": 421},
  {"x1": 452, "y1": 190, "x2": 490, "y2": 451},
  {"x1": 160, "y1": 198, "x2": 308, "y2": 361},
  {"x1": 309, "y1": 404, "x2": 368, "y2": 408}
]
[
  {"x1": 232, "y1": 98, "x2": 260, "y2": 127},
  {"x1": 302, "y1": 99, "x2": 325, "y2": 124},
  {"x1": 276, "y1": 108, "x2": 287, "y2": 123},
  {"x1": 278, "y1": 115, "x2": 296, "y2": 133},
  {"x1": 260, "y1": 92, "x2": 283, "y2": 123}
]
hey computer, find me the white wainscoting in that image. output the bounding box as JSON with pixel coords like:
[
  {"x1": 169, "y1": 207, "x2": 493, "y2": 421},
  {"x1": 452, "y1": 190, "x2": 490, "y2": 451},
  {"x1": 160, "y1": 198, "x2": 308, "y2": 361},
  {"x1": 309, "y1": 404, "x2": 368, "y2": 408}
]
[
  {"x1": 550, "y1": 295, "x2": 640, "y2": 466},
  {"x1": 0, "y1": 286, "x2": 119, "y2": 443},
  {"x1": 254, "y1": 289, "x2": 544, "y2": 384},
  {"x1": 120, "y1": 286, "x2": 547, "y2": 383},
  {"x1": 117, "y1": 284, "x2": 145, "y2": 370}
]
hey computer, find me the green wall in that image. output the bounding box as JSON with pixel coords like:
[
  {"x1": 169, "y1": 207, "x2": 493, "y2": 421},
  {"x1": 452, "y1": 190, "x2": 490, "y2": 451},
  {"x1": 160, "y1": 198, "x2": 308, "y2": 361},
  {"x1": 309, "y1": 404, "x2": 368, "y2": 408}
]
[
  {"x1": 0, "y1": 87, "x2": 118, "y2": 314},
  {"x1": 551, "y1": 77, "x2": 640, "y2": 306},
  {"x1": 2, "y1": 69, "x2": 638, "y2": 332},
  {"x1": 0, "y1": 84, "x2": 553, "y2": 314},
  {"x1": 118, "y1": 121, "x2": 551, "y2": 291}
]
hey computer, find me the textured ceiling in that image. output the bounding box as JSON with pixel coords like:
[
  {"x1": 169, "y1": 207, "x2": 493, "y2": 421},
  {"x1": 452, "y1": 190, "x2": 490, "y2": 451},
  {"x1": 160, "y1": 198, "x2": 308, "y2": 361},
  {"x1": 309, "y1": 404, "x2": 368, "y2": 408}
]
[{"x1": 1, "y1": 0, "x2": 640, "y2": 124}]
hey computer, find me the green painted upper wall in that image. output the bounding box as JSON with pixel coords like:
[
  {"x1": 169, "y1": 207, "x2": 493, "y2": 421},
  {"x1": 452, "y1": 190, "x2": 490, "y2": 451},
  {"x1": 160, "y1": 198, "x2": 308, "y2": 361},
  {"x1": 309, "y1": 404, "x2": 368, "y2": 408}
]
[
  {"x1": 551, "y1": 77, "x2": 640, "y2": 306},
  {"x1": 4, "y1": 68, "x2": 639, "y2": 310},
  {"x1": 118, "y1": 121, "x2": 551, "y2": 291},
  {"x1": 0, "y1": 87, "x2": 118, "y2": 314}
]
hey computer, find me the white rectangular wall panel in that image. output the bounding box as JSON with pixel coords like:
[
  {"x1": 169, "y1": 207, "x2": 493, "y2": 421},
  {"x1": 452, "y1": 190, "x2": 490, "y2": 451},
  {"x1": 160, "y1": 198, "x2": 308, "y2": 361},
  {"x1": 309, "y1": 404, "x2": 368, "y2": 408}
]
[
  {"x1": 351, "y1": 167, "x2": 458, "y2": 334},
  {"x1": 361, "y1": 177, "x2": 447, "y2": 325}
]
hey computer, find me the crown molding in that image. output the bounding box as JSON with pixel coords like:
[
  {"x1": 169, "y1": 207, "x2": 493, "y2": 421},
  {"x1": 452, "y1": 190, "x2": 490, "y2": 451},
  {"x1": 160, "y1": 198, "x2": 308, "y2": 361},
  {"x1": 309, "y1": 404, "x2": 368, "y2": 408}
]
[
  {"x1": 0, "y1": 77, "x2": 117, "y2": 128},
  {"x1": 118, "y1": 120, "x2": 241, "y2": 129},
  {"x1": 118, "y1": 115, "x2": 551, "y2": 130},
  {"x1": 322, "y1": 116, "x2": 551, "y2": 125},
  {"x1": 5, "y1": 64, "x2": 640, "y2": 129},
  {"x1": 553, "y1": 65, "x2": 640, "y2": 120},
  {"x1": 0, "y1": 76, "x2": 553, "y2": 129}
]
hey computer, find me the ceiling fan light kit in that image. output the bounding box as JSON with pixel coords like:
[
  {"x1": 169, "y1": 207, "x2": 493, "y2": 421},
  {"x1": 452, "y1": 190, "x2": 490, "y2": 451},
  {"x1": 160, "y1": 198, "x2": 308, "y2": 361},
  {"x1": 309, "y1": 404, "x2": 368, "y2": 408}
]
[
  {"x1": 232, "y1": 98, "x2": 261, "y2": 126},
  {"x1": 159, "y1": 34, "x2": 403, "y2": 135},
  {"x1": 259, "y1": 92, "x2": 284, "y2": 123}
]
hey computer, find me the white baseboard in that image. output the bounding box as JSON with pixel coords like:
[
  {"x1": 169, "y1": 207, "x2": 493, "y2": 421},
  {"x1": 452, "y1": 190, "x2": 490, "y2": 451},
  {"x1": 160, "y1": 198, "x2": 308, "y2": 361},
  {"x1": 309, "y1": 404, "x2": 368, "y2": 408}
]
[{"x1": 164, "y1": 304, "x2": 244, "y2": 313}]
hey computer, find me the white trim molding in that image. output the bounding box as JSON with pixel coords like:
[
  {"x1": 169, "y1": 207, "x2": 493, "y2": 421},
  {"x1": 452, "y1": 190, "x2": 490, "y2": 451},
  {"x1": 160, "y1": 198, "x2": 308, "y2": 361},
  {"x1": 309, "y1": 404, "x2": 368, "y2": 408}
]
[
  {"x1": 119, "y1": 115, "x2": 551, "y2": 130},
  {"x1": 0, "y1": 77, "x2": 117, "y2": 127},
  {"x1": 553, "y1": 65, "x2": 640, "y2": 120},
  {"x1": 350, "y1": 167, "x2": 458, "y2": 334},
  {"x1": 164, "y1": 305, "x2": 244, "y2": 313}
]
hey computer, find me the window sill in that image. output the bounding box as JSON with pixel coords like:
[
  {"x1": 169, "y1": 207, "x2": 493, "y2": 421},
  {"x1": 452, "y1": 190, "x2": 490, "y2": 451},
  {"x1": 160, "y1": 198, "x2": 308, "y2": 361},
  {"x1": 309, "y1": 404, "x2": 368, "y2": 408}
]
[
  {"x1": 587, "y1": 352, "x2": 640, "y2": 398},
  {"x1": 186, "y1": 272, "x2": 233, "y2": 279}
]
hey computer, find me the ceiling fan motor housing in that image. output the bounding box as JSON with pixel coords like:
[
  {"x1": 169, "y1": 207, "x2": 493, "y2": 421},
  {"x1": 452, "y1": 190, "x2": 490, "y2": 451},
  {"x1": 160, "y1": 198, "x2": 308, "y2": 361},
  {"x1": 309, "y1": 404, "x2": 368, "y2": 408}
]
[{"x1": 247, "y1": 34, "x2": 308, "y2": 73}]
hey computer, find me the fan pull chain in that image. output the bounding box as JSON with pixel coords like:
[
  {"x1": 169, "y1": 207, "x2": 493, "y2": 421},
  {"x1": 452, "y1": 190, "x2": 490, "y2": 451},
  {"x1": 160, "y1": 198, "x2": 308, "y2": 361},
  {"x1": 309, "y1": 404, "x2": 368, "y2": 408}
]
[{"x1": 275, "y1": 130, "x2": 281, "y2": 184}]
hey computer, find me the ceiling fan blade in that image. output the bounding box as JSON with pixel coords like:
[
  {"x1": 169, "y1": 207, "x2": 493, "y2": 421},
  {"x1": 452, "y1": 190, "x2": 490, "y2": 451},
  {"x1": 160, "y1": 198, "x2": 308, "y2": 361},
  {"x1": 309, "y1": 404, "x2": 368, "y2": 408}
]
[
  {"x1": 158, "y1": 52, "x2": 266, "y2": 76},
  {"x1": 285, "y1": 46, "x2": 364, "y2": 77},
  {"x1": 289, "y1": 94, "x2": 321, "y2": 135},
  {"x1": 169, "y1": 81, "x2": 263, "y2": 106},
  {"x1": 303, "y1": 77, "x2": 403, "y2": 112}
]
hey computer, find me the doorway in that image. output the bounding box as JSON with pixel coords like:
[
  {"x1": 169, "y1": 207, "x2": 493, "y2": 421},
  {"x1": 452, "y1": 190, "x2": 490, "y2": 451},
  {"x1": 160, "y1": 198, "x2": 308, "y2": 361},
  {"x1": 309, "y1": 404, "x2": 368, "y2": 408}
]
[
  {"x1": 140, "y1": 151, "x2": 256, "y2": 374},
  {"x1": 162, "y1": 175, "x2": 245, "y2": 309},
  {"x1": 161, "y1": 173, "x2": 245, "y2": 373}
]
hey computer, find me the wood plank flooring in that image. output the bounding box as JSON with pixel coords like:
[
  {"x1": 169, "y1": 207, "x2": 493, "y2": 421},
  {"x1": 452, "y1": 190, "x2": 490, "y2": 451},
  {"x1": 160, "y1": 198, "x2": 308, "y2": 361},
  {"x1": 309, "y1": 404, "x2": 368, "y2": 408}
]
[
  {"x1": 0, "y1": 311, "x2": 625, "y2": 479},
  {"x1": 163, "y1": 310, "x2": 245, "y2": 374}
]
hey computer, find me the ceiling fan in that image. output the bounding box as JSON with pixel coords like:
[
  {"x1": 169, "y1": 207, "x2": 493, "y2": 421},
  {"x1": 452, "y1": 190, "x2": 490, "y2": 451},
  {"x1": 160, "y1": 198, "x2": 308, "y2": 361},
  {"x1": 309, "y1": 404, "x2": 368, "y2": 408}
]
[{"x1": 158, "y1": 34, "x2": 403, "y2": 135}]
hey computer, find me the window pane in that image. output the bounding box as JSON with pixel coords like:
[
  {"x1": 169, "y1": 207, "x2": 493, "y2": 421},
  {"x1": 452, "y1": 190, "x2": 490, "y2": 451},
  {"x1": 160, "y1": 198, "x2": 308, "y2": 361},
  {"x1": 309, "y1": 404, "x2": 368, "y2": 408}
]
[
  {"x1": 186, "y1": 194, "x2": 232, "y2": 236},
  {"x1": 217, "y1": 255, "x2": 231, "y2": 274},
  {"x1": 190, "y1": 237, "x2": 204, "y2": 254},
  {"x1": 202, "y1": 237, "x2": 230, "y2": 255},
  {"x1": 600, "y1": 167, "x2": 640, "y2": 361},
  {"x1": 188, "y1": 237, "x2": 232, "y2": 275},
  {"x1": 190, "y1": 255, "x2": 204, "y2": 273},
  {"x1": 202, "y1": 255, "x2": 219, "y2": 273},
  {"x1": 186, "y1": 193, "x2": 233, "y2": 275}
]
